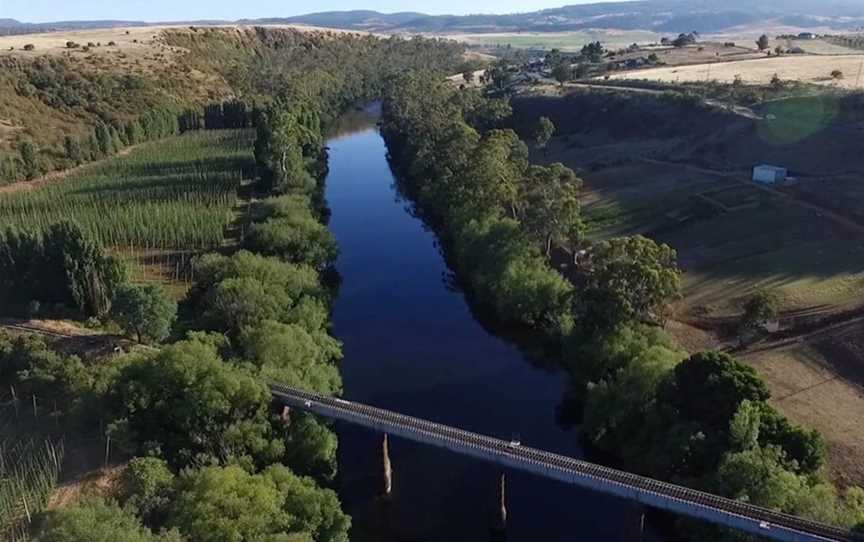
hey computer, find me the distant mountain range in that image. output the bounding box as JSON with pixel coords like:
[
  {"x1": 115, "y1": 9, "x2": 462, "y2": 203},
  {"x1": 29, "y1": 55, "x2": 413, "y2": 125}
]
[
  {"x1": 3, "y1": 0, "x2": 864, "y2": 37},
  {"x1": 273, "y1": 0, "x2": 864, "y2": 33}
]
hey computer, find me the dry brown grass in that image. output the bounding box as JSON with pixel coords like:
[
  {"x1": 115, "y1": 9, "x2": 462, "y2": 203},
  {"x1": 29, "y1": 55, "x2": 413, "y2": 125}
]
[
  {"x1": 745, "y1": 340, "x2": 864, "y2": 487},
  {"x1": 635, "y1": 42, "x2": 765, "y2": 67},
  {"x1": 48, "y1": 465, "x2": 124, "y2": 510},
  {"x1": 0, "y1": 26, "x2": 180, "y2": 59},
  {"x1": 607, "y1": 54, "x2": 864, "y2": 89}
]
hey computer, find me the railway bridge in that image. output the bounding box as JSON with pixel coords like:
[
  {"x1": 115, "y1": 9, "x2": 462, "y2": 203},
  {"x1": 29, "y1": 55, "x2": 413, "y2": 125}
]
[{"x1": 270, "y1": 383, "x2": 858, "y2": 542}]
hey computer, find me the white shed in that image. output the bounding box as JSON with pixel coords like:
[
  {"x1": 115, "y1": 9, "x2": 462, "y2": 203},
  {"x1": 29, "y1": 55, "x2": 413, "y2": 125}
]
[{"x1": 752, "y1": 165, "x2": 787, "y2": 184}]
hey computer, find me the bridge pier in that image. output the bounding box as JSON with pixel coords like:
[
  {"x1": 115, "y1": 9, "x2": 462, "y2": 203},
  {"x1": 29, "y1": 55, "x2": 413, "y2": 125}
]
[
  {"x1": 380, "y1": 433, "x2": 392, "y2": 497},
  {"x1": 626, "y1": 503, "x2": 645, "y2": 541},
  {"x1": 493, "y1": 471, "x2": 507, "y2": 532}
]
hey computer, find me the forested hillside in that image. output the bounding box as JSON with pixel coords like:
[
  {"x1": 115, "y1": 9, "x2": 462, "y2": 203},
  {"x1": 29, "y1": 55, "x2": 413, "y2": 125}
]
[
  {"x1": 0, "y1": 29, "x2": 465, "y2": 542},
  {"x1": 0, "y1": 26, "x2": 465, "y2": 184},
  {"x1": 380, "y1": 71, "x2": 864, "y2": 539}
]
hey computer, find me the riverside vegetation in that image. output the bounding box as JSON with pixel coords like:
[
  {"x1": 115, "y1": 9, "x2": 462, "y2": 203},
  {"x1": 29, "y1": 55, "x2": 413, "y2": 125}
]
[
  {"x1": 380, "y1": 71, "x2": 864, "y2": 538},
  {"x1": 0, "y1": 28, "x2": 465, "y2": 542}
]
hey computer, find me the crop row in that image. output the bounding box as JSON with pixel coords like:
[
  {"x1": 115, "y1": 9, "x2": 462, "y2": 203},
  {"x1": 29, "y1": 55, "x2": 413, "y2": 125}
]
[{"x1": 0, "y1": 130, "x2": 255, "y2": 251}]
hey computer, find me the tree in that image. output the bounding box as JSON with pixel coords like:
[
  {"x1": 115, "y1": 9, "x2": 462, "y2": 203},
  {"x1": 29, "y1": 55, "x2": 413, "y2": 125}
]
[
  {"x1": 756, "y1": 34, "x2": 771, "y2": 51},
  {"x1": 462, "y1": 70, "x2": 474, "y2": 84},
  {"x1": 40, "y1": 221, "x2": 127, "y2": 317},
  {"x1": 64, "y1": 136, "x2": 83, "y2": 165},
  {"x1": 168, "y1": 465, "x2": 349, "y2": 542},
  {"x1": 580, "y1": 41, "x2": 604, "y2": 63},
  {"x1": 729, "y1": 399, "x2": 762, "y2": 452},
  {"x1": 672, "y1": 33, "x2": 696, "y2": 48},
  {"x1": 107, "y1": 336, "x2": 283, "y2": 469},
  {"x1": 111, "y1": 283, "x2": 177, "y2": 343},
  {"x1": 32, "y1": 499, "x2": 182, "y2": 542},
  {"x1": 202, "y1": 276, "x2": 292, "y2": 335},
  {"x1": 545, "y1": 48, "x2": 563, "y2": 67},
  {"x1": 531, "y1": 116, "x2": 555, "y2": 153},
  {"x1": 244, "y1": 216, "x2": 338, "y2": 270},
  {"x1": 582, "y1": 334, "x2": 683, "y2": 462},
  {"x1": 740, "y1": 289, "x2": 779, "y2": 334},
  {"x1": 459, "y1": 129, "x2": 528, "y2": 218},
  {"x1": 831, "y1": 69, "x2": 844, "y2": 80},
  {"x1": 667, "y1": 351, "x2": 770, "y2": 431},
  {"x1": 552, "y1": 63, "x2": 572, "y2": 86},
  {"x1": 487, "y1": 62, "x2": 512, "y2": 90},
  {"x1": 238, "y1": 319, "x2": 342, "y2": 396},
  {"x1": 577, "y1": 236, "x2": 680, "y2": 330},
  {"x1": 120, "y1": 457, "x2": 176, "y2": 524},
  {"x1": 716, "y1": 445, "x2": 807, "y2": 510},
  {"x1": 190, "y1": 251, "x2": 324, "y2": 335},
  {"x1": 95, "y1": 123, "x2": 115, "y2": 156},
  {"x1": 758, "y1": 405, "x2": 825, "y2": 474},
  {"x1": 19, "y1": 140, "x2": 39, "y2": 180},
  {"x1": 520, "y1": 163, "x2": 583, "y2": 256}
]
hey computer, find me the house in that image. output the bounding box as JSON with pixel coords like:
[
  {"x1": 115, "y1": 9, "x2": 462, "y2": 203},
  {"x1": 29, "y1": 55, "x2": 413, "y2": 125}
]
[{"x1": 752, "y1": 164, "x2": 788, "y2": 184}]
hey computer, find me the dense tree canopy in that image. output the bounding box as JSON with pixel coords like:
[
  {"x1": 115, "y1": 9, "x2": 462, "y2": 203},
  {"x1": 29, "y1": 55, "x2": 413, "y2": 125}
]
[
  {"x1": 0, "y1": 222, "x2": 126, "y2": 317},
  {"x1": 576, "y1": 235, "x2": 680, "y2": 331},
  {"x1": 189, "y1": 251, "x2": 325, "y2": 336},
  {"x1": 32, "y1": 499, "x2": 183, "y2": 542},
  {"x1": 167, "y1": 465, "x2": 349, "y2": 542},
  {"x1": 107, "y1": 336, "x2": 283, "y2": 469}
]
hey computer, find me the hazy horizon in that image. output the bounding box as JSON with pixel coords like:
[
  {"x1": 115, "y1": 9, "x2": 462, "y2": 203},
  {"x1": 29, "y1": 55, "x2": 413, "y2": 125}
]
[{"x1": 3, "y1": 0, "x2": 630, "y2": 24}]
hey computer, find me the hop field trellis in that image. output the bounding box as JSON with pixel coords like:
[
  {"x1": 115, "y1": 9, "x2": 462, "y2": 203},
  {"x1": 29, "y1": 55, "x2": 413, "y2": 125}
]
[
  {"x1": 0, "y1": 129, "x2": 256, "y2": 251},
  {"x1": 0, "y1": 438, "x2": 64, "y2": 542}
]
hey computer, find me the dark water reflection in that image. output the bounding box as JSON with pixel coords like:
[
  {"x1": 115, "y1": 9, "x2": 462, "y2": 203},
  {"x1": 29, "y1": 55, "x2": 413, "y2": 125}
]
[{"x1": 325, "y1": 106, "x2": 634, "y2": 542}]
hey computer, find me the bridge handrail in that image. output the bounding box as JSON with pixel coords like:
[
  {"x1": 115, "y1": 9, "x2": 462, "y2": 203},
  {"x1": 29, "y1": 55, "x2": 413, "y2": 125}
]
[{"x1": 269, "y1": 383, "x2": 859, "y2": 542}]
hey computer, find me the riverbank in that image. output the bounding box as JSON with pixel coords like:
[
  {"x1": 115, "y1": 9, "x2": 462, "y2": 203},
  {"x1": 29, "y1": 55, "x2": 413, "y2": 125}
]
[{"x1": 322, "y1": 105, "x2": 632, "y2": 541}]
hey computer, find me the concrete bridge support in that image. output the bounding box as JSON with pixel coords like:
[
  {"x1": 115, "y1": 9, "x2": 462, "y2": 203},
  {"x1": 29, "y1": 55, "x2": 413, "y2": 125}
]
[
  {"x1": 626, "y1": 503, "x2": 645, "y2": 542},
  {"x1": 493, "y1": 471, "x2": 507, "y2": 532},
  {"x1": 380, "y1": 433, "x2": 393, "y2": 496}
]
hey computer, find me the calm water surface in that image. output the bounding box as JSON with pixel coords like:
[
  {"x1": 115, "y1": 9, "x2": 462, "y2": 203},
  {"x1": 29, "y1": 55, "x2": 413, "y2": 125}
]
[{"x1": 325, "y1": 107, "x2": 633, "y2": 542}]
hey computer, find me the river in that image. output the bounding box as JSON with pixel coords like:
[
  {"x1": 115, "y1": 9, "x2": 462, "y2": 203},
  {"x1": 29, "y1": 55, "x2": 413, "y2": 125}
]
[{"x1": 324, "y1": 106, "x2": 634, "y2": 542}]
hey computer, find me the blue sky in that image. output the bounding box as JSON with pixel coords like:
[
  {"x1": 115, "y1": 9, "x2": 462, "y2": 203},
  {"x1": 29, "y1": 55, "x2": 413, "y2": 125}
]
[{"x1": 3, "y1": 0, "x2": 611, "y2": 23}]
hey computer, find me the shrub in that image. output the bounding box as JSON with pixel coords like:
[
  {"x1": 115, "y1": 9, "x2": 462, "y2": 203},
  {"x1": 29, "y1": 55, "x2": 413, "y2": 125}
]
[{"x1": 244, "y1": 216, "x2": 338, "y2": 270}]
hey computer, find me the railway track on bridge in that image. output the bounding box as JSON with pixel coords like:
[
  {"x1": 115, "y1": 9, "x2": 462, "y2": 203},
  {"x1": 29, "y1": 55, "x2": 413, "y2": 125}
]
[{"x1": 270, "y1": 383, "x2": 860, "y2": 542}]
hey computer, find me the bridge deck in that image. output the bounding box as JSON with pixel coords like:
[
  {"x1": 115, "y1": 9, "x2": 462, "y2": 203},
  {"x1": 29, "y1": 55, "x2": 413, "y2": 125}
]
[{"x1": 270, "y1": 384, "x2": 857, "y2": 542}]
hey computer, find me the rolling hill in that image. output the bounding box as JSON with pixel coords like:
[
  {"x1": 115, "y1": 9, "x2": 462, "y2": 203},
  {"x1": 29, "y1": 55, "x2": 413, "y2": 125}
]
[{"x1": 2, "y1": 0, "x2": 863, "y2": 37}]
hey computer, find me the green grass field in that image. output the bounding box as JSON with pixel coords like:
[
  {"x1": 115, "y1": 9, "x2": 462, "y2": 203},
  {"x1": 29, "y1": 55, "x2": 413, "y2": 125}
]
[{"x1": 458, "y1": 30, "x2": 661, "y2": 52}]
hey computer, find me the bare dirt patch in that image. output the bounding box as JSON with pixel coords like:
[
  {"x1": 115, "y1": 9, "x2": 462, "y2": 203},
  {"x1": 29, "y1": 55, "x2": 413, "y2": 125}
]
[{"x1": 49, "y1": 465, "x2": 124, "y2": 510}]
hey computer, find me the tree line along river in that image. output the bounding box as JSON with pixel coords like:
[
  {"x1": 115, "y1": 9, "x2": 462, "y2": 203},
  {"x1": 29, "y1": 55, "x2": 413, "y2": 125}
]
[{"x1": 324, "y1": 106, "x2": 646, "y2": 542}]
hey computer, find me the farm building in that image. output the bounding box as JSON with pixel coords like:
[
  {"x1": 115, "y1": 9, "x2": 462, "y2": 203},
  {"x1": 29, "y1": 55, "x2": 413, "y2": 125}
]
[{"x1": 752, "y1": 164, "x2": 788, "y2": 184}]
